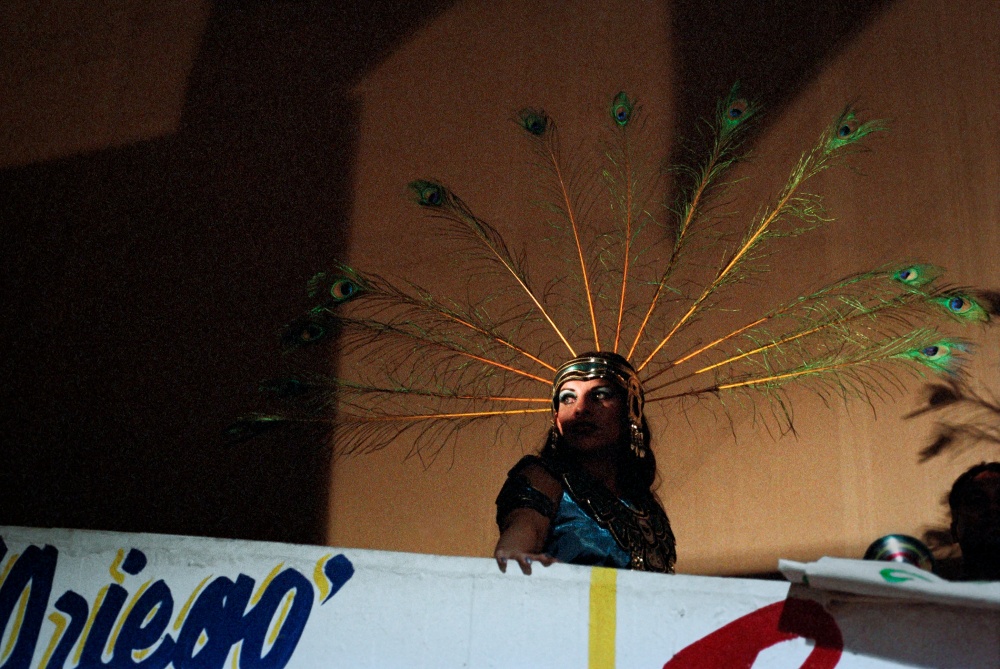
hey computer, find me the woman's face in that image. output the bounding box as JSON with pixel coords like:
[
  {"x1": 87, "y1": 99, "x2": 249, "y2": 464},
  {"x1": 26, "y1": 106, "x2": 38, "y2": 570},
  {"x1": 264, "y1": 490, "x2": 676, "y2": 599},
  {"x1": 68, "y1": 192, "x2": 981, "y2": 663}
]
[{"x1": 554, "y1": 378, "x2": 626, "y2": 455}]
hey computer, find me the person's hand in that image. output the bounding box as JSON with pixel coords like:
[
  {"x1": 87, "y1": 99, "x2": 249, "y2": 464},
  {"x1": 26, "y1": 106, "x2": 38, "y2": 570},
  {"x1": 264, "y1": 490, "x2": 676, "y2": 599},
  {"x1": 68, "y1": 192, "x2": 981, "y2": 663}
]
[{"x1": 495, "y1": 548, "x2": 556, "y2": 575}]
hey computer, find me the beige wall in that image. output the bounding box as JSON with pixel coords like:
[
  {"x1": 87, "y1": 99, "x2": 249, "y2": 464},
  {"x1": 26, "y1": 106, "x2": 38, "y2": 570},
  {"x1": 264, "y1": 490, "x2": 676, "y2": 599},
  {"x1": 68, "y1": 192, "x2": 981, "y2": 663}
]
[{"x1": 329, "y1": 0, "x2": 1000, "y2": 574}]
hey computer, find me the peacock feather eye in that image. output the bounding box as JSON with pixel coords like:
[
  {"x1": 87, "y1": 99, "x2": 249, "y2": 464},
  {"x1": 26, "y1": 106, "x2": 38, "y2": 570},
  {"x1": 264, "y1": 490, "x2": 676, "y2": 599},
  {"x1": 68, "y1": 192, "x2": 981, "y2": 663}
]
[
  {"x1": 717, "y1": 84, "x2": 755, "y2": 130},
  {"x1": 281, "y1": 313, "x2": 334, "y2": 350},
  {"x1": 897, "y1": 339, "x2": 970, "y2": 375},
  {"x1": 891, "y1": 264, "x2": 940, "y2": 288},
  {"x1": 409, "y1": 180, "x2": 446, "y2": 207},
  {"x1": 610, "y1": 92, "x2": 634, "y2": 127},
  {"x1": 307, "y1": 271, "x2": 365, "y2": 304},
  {"x1": 933, "y1": 293, "x2": 989, "y2": 322},
  {"x1": 948, "y1": 296, "x2": 970, "y2": 313},
  {"x1": 727, "y1": 99, "x2": 748, "y2": 121},
  {"x1": 330, "y1": 278, "x2": 360, "y2": 302},
  {"x1": 826, "y1": 108, "x2": 882, "y2": 151},
  {"x1": 300, "y1": 322, "x2": 325, "y2": 342},
  {"x1": 518, "y1": 108, "x2": 549, "y2": 136}
]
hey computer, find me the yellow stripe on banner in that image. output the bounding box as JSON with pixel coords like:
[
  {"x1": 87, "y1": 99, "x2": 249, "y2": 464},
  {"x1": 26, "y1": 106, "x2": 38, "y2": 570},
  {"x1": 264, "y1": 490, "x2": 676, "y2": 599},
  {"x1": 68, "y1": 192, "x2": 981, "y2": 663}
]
[{"x1": 588, "y1": 567, "x2": 617, "y2": 669}]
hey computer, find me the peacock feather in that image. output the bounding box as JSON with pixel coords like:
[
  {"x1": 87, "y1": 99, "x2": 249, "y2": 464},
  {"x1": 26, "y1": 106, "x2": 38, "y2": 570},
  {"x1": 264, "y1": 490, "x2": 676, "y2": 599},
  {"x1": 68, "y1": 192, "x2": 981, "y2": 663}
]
[{"x1": 229, "y1": 86, "x2": 996, "y2": 461}]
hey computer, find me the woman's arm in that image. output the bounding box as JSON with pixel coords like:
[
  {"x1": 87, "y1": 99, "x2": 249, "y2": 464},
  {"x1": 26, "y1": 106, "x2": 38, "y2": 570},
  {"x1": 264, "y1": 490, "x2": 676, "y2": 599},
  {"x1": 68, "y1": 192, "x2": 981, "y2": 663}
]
[
  {"x1": 494, "y1": 461, "x2": 563, "y2": 574},
  {"x1": 494, "y1": 508, "x2": 556, "y2": 574}
]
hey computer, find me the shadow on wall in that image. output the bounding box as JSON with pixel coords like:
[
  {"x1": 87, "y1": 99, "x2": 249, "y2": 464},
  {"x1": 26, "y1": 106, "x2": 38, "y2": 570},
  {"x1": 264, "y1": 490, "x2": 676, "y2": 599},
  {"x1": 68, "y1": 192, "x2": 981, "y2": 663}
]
[
  {"x1": 668, "y1": 0, "x2": 896, "y2": 156},
  {"x1": 0, "y1": 1, "x2": 456, "y2": 544},
  {"x1": 907, "y1": 374, "x2": 1000, "y2": 564},
  {"x1": 908, "y1": 379, "x2": 1000, "y2": 463}
]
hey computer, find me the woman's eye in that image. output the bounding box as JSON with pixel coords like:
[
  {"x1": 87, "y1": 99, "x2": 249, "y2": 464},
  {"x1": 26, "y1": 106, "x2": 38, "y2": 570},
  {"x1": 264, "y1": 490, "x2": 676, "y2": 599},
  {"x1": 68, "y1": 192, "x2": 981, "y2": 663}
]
[
  {"x1": 558, "y1": 391, "x2": 576, "y2": 404},
  {"x1": 592, "y1": 388, "x2": 614, "y2": 401}
]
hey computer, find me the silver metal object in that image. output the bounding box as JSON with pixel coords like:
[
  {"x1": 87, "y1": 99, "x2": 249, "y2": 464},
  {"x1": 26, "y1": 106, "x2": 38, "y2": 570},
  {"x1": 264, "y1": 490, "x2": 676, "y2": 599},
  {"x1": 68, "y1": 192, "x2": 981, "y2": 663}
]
[{"x1": 863, "y1": 534, "x2": 935, "y2": 572}]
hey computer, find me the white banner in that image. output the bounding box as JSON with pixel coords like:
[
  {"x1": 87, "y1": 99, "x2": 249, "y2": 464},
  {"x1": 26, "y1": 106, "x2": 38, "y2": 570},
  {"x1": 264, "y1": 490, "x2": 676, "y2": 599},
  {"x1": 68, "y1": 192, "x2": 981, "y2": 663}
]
[{"x1": 0, "y1": 527, "x2": 997, "y2": 668}]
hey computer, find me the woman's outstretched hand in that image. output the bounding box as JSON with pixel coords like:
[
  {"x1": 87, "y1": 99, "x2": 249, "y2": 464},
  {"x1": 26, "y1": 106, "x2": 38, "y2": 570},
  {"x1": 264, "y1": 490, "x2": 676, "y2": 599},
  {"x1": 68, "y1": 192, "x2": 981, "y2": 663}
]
[
  {"x1": 494, "y1": 474, "x2": 561, "y2": 575},
  {"x1": 495, "y1": 548, "x2": 556, "y2": 575}
]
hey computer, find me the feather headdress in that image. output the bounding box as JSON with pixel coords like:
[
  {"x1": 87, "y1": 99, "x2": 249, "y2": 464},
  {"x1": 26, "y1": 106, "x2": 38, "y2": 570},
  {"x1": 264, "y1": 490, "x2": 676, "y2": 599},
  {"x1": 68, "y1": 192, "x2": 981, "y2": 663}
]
[{"x1": 228, "y1": 87, "x2": 995, "y2": 463}]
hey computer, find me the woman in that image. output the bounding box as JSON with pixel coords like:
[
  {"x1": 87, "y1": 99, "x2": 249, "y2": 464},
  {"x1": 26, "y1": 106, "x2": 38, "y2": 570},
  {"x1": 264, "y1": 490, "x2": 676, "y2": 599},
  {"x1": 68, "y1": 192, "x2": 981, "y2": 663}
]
[{"x1": 494, "y1": 352, "x2": 676, "y2": 574}]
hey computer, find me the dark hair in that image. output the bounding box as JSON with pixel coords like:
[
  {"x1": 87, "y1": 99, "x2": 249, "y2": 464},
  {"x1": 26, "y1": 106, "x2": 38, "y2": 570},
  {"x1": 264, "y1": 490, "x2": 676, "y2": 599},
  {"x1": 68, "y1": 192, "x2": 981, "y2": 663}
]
[
  {"x1": 618, "y1": 415, "x2": 658, "y2": 494},
  {"x1": 949, "y1": 461, "x2": 1000, "y2": 510}
]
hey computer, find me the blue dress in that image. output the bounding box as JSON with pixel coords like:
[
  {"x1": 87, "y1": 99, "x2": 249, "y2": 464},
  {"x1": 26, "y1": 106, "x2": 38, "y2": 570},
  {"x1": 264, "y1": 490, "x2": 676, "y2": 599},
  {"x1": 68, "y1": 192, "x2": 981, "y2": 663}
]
[
  {"x1": 547, "y1": 491, "x2": 631, "y2": 567},
  {"x1": 496, "y1": 455, "x2": 675, "y2": 573}
]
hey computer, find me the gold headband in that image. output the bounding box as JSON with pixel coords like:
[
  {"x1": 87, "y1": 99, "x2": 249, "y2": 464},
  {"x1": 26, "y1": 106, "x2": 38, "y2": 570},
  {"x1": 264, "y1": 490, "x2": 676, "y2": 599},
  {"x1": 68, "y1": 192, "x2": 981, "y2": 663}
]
[{"x1": 551, "y1": 354, "x2": 644, "y2": 424}]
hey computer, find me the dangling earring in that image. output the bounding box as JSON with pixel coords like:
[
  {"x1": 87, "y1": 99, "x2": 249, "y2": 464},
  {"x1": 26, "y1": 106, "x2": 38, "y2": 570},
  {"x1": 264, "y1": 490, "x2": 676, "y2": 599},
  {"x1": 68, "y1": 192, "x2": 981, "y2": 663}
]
[
  {"x1": 629, "y1": 420, "x2": 646, "y2": 458},
  {"x1": 547, "y1": 425, "x2": 560, "y2": 451}
]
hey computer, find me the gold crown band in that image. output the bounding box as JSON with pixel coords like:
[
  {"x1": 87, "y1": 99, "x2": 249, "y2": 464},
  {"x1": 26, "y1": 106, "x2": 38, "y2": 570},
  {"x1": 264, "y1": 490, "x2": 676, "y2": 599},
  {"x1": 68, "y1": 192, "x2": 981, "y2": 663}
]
[{"x1": 551, "y1": 353, "x2": 644, "y2": 419}]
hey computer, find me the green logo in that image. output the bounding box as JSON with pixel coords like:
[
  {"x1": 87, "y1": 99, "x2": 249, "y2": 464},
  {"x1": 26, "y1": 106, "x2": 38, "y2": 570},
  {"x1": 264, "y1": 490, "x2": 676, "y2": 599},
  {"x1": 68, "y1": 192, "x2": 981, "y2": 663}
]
[{"x1": 880, "y1": 567, "x2": 933, "y2": 583}]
